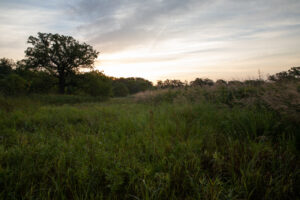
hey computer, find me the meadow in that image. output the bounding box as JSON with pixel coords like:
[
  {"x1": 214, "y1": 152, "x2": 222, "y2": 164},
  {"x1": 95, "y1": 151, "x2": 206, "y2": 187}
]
[{"x1": 0, "y1": 80, "x2": 299, "y2": 200}]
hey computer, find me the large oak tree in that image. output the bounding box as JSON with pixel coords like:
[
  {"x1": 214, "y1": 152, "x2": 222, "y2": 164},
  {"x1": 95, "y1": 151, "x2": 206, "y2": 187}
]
[{"x1": 24, "y1": 32, "x2": 99, "y2": 94}]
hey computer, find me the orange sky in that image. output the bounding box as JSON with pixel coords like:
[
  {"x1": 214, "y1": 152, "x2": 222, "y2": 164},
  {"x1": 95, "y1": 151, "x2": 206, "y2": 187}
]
[{"x1": 1, "y1": 0, "x2": 300, "y2": 83}]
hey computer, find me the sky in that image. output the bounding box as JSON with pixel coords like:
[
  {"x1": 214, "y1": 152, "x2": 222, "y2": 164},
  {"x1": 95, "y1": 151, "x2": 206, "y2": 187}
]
[{"x1": 1, "y1": 0, "x2": 300, "y2": 82}]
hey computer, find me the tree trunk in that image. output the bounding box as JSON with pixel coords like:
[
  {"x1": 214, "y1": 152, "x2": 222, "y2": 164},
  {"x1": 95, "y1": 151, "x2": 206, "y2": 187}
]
[{"x1": 58, "y1": 74, "x2": 65, "y2": 94}]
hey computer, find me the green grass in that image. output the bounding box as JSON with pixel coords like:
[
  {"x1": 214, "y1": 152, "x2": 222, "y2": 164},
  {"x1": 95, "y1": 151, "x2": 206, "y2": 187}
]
[{"x1": 0, "y1": 87, "x2": 299, "y2": 199}]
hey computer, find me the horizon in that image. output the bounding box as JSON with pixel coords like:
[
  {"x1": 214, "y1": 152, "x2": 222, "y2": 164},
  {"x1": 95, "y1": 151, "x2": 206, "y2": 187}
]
[{"x1": 1, "y1": 0, "x2": 300, "y2": 83}]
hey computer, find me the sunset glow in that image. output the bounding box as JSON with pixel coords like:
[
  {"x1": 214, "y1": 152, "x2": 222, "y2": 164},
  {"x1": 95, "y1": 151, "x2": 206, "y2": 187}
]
[{"x1": 1, "y1": 0, "x2": 300, "y2": 83}]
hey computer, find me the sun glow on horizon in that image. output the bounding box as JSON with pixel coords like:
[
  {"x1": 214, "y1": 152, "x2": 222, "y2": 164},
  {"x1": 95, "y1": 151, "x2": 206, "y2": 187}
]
[
  {"x1": 1, "y1": 0, "x2": 300, "y2": 82},
  {"x1": 95, "y1": 38, "x2": 300, "y2": 83}
]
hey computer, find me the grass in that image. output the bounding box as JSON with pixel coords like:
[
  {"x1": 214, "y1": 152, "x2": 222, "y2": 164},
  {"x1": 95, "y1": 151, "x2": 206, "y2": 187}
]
[{"x1": 0, "y1": 82, "x2": 299, "y2": 199}]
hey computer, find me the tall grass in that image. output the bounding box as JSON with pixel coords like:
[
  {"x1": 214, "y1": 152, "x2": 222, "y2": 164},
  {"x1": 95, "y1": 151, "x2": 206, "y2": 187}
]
[{"x1": 0, "y1": 81, "x2": 299, "y2": 199}]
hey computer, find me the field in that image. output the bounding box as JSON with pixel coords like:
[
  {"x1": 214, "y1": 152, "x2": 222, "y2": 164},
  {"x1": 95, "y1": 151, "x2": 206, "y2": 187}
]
[{"x1": 0, "y1": 82, "x2": 299, "y2": 199}]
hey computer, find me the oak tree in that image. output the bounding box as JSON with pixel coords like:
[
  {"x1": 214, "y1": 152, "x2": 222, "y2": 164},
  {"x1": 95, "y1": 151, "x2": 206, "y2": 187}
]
[{"x1": 24, "y1": 32, "x2": 99, "y2": 93}]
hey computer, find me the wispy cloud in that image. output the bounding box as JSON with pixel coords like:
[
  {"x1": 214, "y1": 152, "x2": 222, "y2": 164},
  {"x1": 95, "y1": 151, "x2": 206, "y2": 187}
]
[{"x1": 0, "y1": 0, "x2": 299, "y2": 81}]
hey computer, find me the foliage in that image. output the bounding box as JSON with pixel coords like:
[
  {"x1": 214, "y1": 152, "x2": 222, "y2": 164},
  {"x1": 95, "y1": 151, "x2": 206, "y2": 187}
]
[
  {"x1": 112, "y1": 82, "x2": 129, "y2": 97},
  {"x1": 0, "y1": 58, "x2": 14, "y2": 78},
  {"x1": 216, "y1": 79, "x2": 227, "y2": 85},
  {"x1": 136, "y1": 78, "x2": 300, "y2": 124},
  {"x1": 76, "y1": 71, "x2": 112, "y2": 97},
  {"x1": 157, "y1": 79, "x2": 184, "y2": 89},
  {"x1": 228, "y1": 80, "x2": 243, "y2": 86},
  {"x1": 0, "y1": 74, "x2": 29, "y2": 96},
  {"x1": 190, "y1": 78, "x2": 214, "y2": 87},
  {"x1": 114, "y1": 77, "x2": 153, "y2": 94},
  {"x1": 0, "y1": 86, "x2": 299, "y2": 199},
  {"x1": 23, "y1": 32, "x2": 99, "y2": 93},
  {"x1": 15, "y1": 68, "x2": 57, "y2": 94},
  {"x1": 0, "y1": 67, "x2": 299, "y2": 199},
  {"x1": 244, "y1": 79, "x2": 264, "y2": 86},
  {"x1": 268, "y1": 66, "x2": 300, "y2": 82}
]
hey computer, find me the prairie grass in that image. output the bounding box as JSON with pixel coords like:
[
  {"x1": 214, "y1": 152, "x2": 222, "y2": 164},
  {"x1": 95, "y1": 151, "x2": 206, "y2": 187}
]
[{"x1": 0, "y1": 81, "x2": 299, "y2": 199}]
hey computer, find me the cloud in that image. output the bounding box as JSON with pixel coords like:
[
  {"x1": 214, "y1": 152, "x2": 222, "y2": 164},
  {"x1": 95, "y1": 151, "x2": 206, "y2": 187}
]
[
  {"x1": 0, "y1": 0, "x2": 299, "y2": 80},
  {"x1": 67, "y1": 0, "x2": 300, "y2": 58},
  {"x1": 69, "y1": 0, "x2": 210, "y2": 51},
  {"x1": 0, "y1": 0, "x2": 80, "y2": 59}
]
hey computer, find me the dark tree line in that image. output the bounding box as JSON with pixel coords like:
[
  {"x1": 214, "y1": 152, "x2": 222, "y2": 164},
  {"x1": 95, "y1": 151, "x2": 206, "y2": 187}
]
[
  {"x1": 155, "y1": 67, "x2": 300, "y2": 89},
  {"x1": 0, "y1": 33, "x2": 153, "y2": 97},
  {"x1": 1, "y1": 32, "x2": 299, "y2": 97},
  {"x1": 0, "y1": 57, "x2": 153, "y2": 97},
  {"x1": 112, "y1": 77, "x2": 153, "y2": 97},
  {"x1": 268, "y1": 67, "x2": 300, "y2": 82}
]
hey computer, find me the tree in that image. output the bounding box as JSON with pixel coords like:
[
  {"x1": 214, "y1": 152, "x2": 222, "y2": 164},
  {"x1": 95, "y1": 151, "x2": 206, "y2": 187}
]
[
  {"x1": 112, "y1": 82, "x2": 129, "y2": 97},
  {"x1": 0, "y1": 58, "x2": 14, "y2": 78},
  {"x1": 77, "y1": 71, "x2": 112, "y2": 97},
  {"x1": 113, "y1": 77, "x2": 153, "y2": 94},
  {"x1": 0, "y1": 74, "x2": 29, "y2": 96},
  {"x1": 216, "y1": 79, "x2": 227, "y2": 85},
  {"x1": 190, "y1": 78, "x2": 214, "y2": 87},
  {"x1": 156, "y1": 79, "x2": 184, "y2": 89},
  {"x1": 268, "y1": 67, "x2": 300, "y2": 82},
  {"x1": 24, "y1": 32, "x2": 99, "y2": 94}
]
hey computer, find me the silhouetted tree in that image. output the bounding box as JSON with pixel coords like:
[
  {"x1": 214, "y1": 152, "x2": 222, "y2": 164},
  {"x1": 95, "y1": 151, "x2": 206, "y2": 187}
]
[
  {"x1": 76, "y1": 71, "x2": 112, "y2": 97},
  {"x1": 244, "y1": 79, "x2": 264, "y2": 86},
  {"x1": 113, "y1": 82, "x2": 129, "y2": 97},
  {"x1": 156, "y1": 79, "x2": 184, "y2": 89},
  {"x1": 23, "y1": 32, "x2": 99, "y2": 94},
  {"x1": 14, "y1": 61, "x2": 56, "y2": 94},
  {"x1": 216, "y1": 79, "x2": 227, "y2": 85},
  {"x1": 268, "y1": 67, "x2": 300, "y2": 82},
  {"x1": 190, "y1": 78, "x2": 214, "y2": 87},
  {"x1": 134, "y1": 78, "x2": 153, "y2": 92},
  {"x1": 113, "y1": 77, "x2": 153, "y2": 94},
  {"x1": 157, "y1": 80, "x2": 163, "y2": 88},
  {"x1": 228, "y1": 80, "x2": 243, "y2": 86},
  {"x1": 0, "y1": 74, "x2": 29, "y2": 96},
  {"x1": 288, "y1": 67, "x2": 300, "y2": 79},
  {"x1": 0, "y1": 58, "x2": 14, "y2": 78}
]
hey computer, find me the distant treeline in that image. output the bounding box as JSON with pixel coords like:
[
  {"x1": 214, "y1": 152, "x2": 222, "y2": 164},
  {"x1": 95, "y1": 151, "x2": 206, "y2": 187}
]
[
  {"x1": 156, "y1": 66, "x2": 300, "y2": 88},
  {"x1": 1, "y1": 32, "x2": 299, "y2": 98},
  {"x1": 0, "y1": 58, "x2": 153, "y2": 97},
  {"x1": 0, "y1": 57, "x2": 299, "y2": 97}
]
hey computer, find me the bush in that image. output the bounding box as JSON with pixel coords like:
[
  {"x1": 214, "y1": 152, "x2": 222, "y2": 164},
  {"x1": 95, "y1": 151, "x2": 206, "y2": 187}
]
[
  {"x1": 77, "y1": 71, "x2": 112, "y2": 97},
  {"x1": 15, "y1": 69, "x2": 57, "y2": 94},
  {"x1": 268, "y1": 66, "x2": 300, "y2": 82},
  {"x1": 29, "y1": 72, "x2": 57, "y2": 93},
  {"x1": 216, "y1": 79, "x2": 227, "y2": 85},
  {"x1": 0, "y1": 58, "x2": 14, "y2": 78},
  {"x1": 156, "y1": 79, "x2": 184, "y2": 89},
  {"x1": 112, "y1": 82, "x2": 129, "y2": 97},
  {"x1": 0, "y1": 74, "x2": 29, "y2": 96},
  {"x1": 114, "y1": 77, "x2": 153, "y2": 94},
  {"x1": 190, "y1": 78, "x2": 214, "y2": 87}
]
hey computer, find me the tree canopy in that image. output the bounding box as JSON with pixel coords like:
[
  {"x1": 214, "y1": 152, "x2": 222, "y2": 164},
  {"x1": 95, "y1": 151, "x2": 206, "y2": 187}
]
[
  {"x1": 268, "y1": 67, "x2": 300, "y2": 82},
  {"x1": 24, "y1": 32, "x2": 99, "y2": 93},
  {"x1": 156, "y1": 79, "x2": 184, "y2": 89},
  {"x1": 190, "y1": 78, "x2": 214, "y2": 87},
  {"x1": 0, "y1": 58, "x2": 14, "y2": 77}
]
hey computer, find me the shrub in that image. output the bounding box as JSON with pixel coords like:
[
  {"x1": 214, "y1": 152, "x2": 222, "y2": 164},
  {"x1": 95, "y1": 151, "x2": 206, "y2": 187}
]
[
  {"x1": 268, "y1": 66, "x2": 300, "y2": 82},
  {"x1": 114, "y1": 77, "x2": 153, "y2": 94},
  {"x1": 16, "y1": 69, "x2": 57, "y2": 94},
  {"x1": 77, "y1": 71, "x2": 112, "y2": 97},
  {"x1": 156, "y1": 79, "x2": 184, "y2": 89},
  {"x1": 0, "y1": 74, "x2": 29, "y2": 96},
  {"x1": 216, "y1": 79, "x2": 227, "y2": 85},
  {"x1": 0, "y1": 58, "x2": 14, "y2": 78},
  {"x1": 29, "y1": 72, "x2": 57, "y2": 93},
  {"x1": 112, "y1": 82, "x2": 129, "y2": 97},
  {"x1": 190, "y1": 78, "x2": 214, "y2": 87}
]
